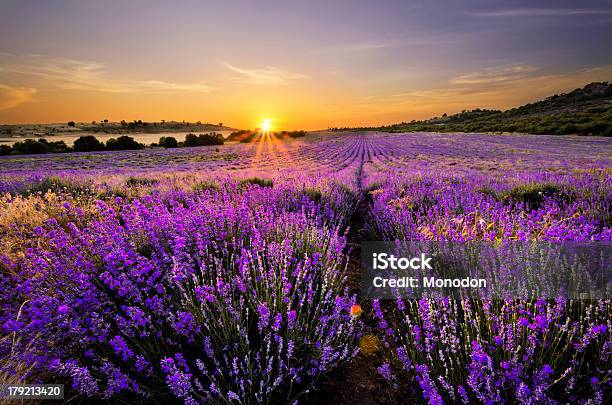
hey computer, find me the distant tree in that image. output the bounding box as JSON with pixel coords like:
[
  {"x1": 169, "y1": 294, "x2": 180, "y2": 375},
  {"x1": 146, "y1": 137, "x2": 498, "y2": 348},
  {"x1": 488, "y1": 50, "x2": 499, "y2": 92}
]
[
  {"x1": 12, "y1": 139, "x2": 48, "y2": 154},
  {"x1": 67, "y1": 121, "x2": 76, "y2": 127},
  {"x1": 34, "y1": 139, "x2": 67, "y2": 153},
  {"x1": 159, "y1": 136, "x2": 178, "y2": 148},
  {"x1": 218, "y1": 122, "x2": 223, "y2": 127},
  {"x1": 47, "y1": 140, "x2": 71, "y2": 153},
  {"x1": 91, "y1": 121, "x2": 96, "y2": 124},
  {"x1": 106, "y1": 136, "x2": 143, "y2": 151},
  {"x1": 120, "y1": 120, "x2": 127, "y2": 127},
  {"x1": 183, "y1": 133, "x2": 199, "y2": 147},
  {"x1": 197, "y1": 133, "x2": 224, "y2": 146},
  {"x1": 74, "y1": 135, "x2": 105, "y2": 152},
  {"x1": 183, "y1": 133, "x2": 224, "y2": 147},
  {"x1": 0, "y1": 144, "x2": 12, "y2": 155},
  {"x1": 103, "y1": 119, "x2": 108, "y2": 123}
]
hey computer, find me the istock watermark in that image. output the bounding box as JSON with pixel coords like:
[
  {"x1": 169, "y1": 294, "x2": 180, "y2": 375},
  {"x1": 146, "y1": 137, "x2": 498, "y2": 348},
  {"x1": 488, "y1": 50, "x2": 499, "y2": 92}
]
[
  {"x1": 372, "y1": 252, "x2": 432, "y2": 270},
  {"x1": 361, "y1": 241, "x2": 611, "y2": 299}
]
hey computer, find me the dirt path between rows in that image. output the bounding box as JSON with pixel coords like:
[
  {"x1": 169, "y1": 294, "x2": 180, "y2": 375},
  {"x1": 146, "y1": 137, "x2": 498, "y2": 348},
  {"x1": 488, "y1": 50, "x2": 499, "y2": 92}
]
[{"x1": 308, "y1": 136, "x2": 409, "y2": 404}]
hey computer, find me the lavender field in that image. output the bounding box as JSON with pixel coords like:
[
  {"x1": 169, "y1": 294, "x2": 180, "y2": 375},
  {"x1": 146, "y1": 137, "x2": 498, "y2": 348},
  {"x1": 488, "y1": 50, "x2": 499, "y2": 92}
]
[{"x1": 1, "y1": 131, "x2": 610, "y2": 404}]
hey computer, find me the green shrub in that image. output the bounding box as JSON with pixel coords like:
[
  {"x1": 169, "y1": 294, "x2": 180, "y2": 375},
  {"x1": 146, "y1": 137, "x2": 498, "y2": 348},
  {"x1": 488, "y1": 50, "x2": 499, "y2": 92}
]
[
  {"x1": 0, "y1": 144, "x2": 13, "y2": 155},
  {"x1": 183, "y1": 133, "x2": 224, "y2": 147},
  {"x1": 159, "y1": 136, "x2": 178, "y2": 148},
  {"x1": 507, "y1": 183, "x2": 569, "y2": 209},
  {"x1": 126, "y1": 177, "x2": 159, "y2": 187},
  {"x1": 477, "y1": 186, "x2": 501, "y2": 200},
  {"x1": 106, "y1": 136, "x2": 143, "y2": 151},
  {"x1": 193, "y1": 180, "x2": 219, "y2": 192},
  {"x1": 74, "y1": 135, "x2": 105, "y2": 152},
  {"x1": 45, "y1": 140, "x2": 71, "y2": 153},
  {"x1": 12, "y1": 139, "x2": 48, "y2": 154},
  {"x1": 240, "y1": 177, "x2": 273, "y2": 188},
  {"x1": 302, "y1": 187, "x2": 323, "y2": 204}
]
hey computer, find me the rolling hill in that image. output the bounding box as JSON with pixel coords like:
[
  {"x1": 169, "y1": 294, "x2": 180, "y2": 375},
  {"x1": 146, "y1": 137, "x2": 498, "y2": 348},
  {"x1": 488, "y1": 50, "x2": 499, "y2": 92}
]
[{"x1": 365, "y1": 82, "x2": 612, "y2": 136}]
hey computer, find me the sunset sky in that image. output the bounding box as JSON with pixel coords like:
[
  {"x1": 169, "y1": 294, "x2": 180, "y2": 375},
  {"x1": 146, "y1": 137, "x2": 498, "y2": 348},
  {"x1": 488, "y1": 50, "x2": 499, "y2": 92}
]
[{"x1": 1, "y1": 0, "x2": 611, "y2": 130}]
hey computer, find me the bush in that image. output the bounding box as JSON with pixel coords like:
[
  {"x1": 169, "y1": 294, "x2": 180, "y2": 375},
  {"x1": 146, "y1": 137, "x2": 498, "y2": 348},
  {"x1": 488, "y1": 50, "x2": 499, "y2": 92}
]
[
  {"x1": 477, "y1": 186, "x2": 501, "y2": 200},
  {"x1": 193, "y1": 180, "x2": 219, "y2": 193},
  {"x1": 0, "y1": 144, "x2": 12, "y2": 155},
  {"x1": 125, "y1": 177, "x2": 160, "y2": 187},
  {"x1": 183, "y1": 133, "x2": 199, "y2": 147},
  {"x1": 159, "y1": 136, "x2": 178, "y2": 148},
  {"x1": 507, "y1": 183, "x2": 569, "y2": 209},
  {"x1": 44, "y1": 140, "x2": 71, "y2": 153},
  {"x1": 74, "y1": 135, "x2": 105, "y2": 152},
  {"x1": 106, "y1": 136, "x2": 143, "y2": 151},
  {"x1": 240, "y1": 177, "x2": 273, "y2": 188},
  {"x1": 183, "y1": 133, "x2": 225, "y2": 147}
]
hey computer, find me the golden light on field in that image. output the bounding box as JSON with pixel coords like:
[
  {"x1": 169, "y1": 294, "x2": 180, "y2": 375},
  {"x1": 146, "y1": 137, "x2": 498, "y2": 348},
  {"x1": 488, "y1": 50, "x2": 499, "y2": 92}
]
[{"x1": 261, "y1": 118, "x2": 272, "y2": 132}]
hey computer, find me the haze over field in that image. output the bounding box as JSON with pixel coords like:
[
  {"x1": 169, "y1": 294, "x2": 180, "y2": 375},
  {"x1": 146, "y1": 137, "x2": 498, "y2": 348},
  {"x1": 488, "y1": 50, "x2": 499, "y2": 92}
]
[{"x1": 1, "y1": 0, "x2": 611, "y2": 129}]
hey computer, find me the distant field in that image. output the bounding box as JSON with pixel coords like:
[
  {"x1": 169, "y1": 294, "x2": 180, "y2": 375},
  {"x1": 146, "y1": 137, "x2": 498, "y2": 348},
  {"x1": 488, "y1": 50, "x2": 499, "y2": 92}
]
[{"x1": 1, "y1": 131, "x2": 609, "y2": 181}]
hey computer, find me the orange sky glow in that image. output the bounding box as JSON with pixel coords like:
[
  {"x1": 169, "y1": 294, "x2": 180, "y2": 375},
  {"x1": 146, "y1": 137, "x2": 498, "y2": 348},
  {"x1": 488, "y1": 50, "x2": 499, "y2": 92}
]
[{"x1": 1, "y1": 1, "x2": 611, "y2": 130}]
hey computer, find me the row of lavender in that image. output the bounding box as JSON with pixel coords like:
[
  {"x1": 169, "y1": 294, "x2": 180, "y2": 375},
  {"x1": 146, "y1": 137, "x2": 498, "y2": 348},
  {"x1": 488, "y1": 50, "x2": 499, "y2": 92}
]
[{"x1": 359, "y1": 133, "x2": 611, "y2": 403}]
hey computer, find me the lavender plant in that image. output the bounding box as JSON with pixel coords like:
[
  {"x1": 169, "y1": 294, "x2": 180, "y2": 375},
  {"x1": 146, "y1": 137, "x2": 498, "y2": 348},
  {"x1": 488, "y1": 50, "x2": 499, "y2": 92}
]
[
  {"x1": 359, "y1": 134, "x2": 611, "y2": 403},
  {"x1": 1, "y1": 184, "x2": 359, "y2": 403}
]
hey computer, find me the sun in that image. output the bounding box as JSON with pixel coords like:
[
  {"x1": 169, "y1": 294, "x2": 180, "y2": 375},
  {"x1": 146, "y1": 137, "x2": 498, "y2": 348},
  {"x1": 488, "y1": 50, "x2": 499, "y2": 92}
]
[{"x1": 261, "y1": 118, "x2": 272, "y2": 132}]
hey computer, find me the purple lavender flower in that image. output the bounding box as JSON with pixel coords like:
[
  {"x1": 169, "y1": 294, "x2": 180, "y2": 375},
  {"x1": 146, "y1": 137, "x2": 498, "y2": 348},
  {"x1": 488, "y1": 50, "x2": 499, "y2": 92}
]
[
  {"x1": 109, "y1": 336, "x2": 133, "y2": 361},
  {"x1": 377, "y1": 362, "x2": 394, "y2": 381}
]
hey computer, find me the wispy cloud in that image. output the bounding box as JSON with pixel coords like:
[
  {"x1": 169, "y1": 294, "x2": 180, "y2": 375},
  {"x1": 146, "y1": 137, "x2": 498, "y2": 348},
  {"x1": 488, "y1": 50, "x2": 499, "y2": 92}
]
[
  {"x1": 380, "y1": 65, "x2": 612, "y2": 117},
  {"x1": 0, "y1": 84, "x2": 37, "y2": 110},
  {"x1": 449, "y1": 65, "x2": 539, "y2": 85},
  {"x1": 470, "y1": 8, "x2": 612, "y2": 17},
  {"x1": 0, "y1": 53, "x2": 218, "y2": 93},
  {"x1": 308, "y1": 28, "x2": 476, "y2": 55},
  {"x1": 223, "y1": 63, "x2": 307, "y2": 86},
  {"x1": 310, "y1": 37, "x2": 447, "y2": 54}
]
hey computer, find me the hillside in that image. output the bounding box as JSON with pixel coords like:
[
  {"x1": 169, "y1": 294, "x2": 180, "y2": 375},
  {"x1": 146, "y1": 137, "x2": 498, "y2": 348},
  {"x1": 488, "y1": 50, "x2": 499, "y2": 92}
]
[{"x1": 365, "y1": 82, "x2": 612, "y2": 136}]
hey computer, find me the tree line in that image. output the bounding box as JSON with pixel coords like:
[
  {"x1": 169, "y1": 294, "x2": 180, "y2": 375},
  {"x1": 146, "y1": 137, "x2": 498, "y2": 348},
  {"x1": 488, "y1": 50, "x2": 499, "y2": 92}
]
[
  {"x1": 0, "y1": 133, "x2": 225, "y2": 156},
  {"x1": 155, "y1": 133, "x2": 224, "y2": 148}
]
